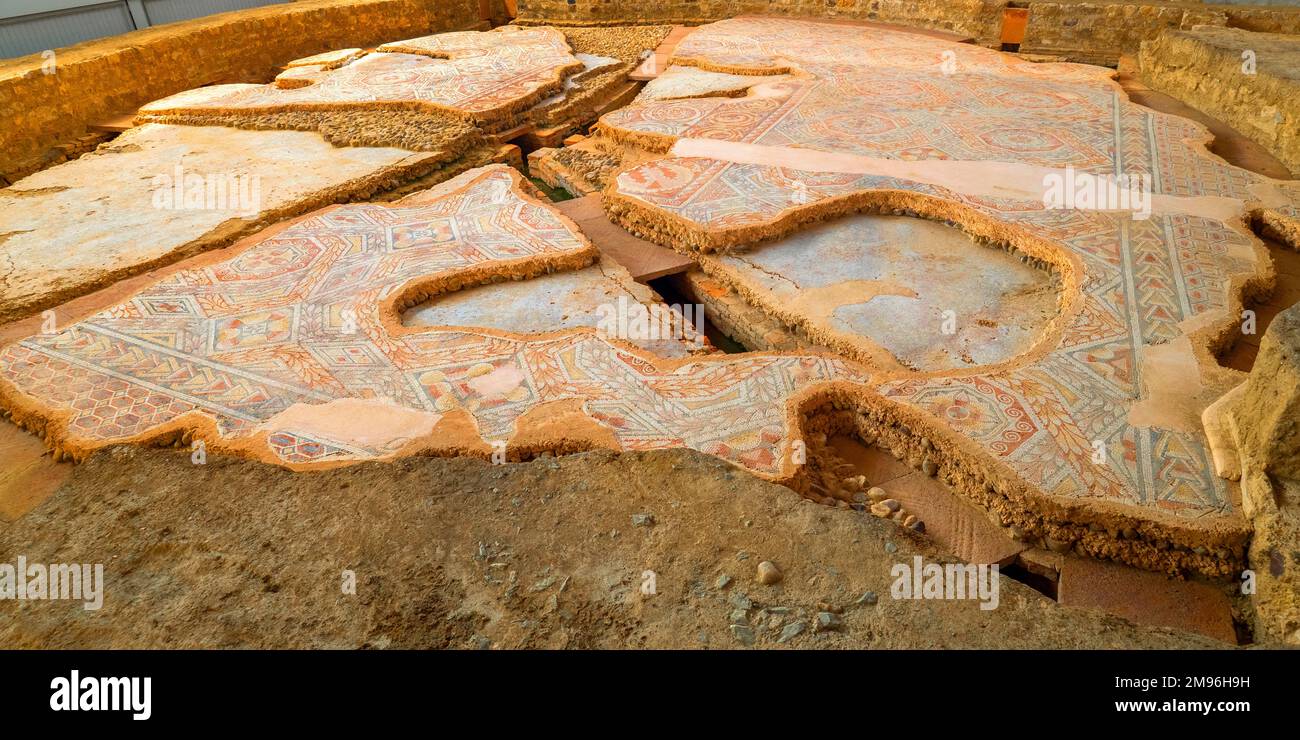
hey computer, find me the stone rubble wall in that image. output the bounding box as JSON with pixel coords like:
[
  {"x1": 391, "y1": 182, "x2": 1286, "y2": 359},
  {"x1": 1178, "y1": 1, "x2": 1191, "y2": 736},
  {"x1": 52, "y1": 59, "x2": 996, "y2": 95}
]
[
  {"x1": 517, "y1": 0, "x2": 1300, "y2": 66},
  {"x1": 1023, "y1": 3, "x2": 1300, "y2": 66},
  {"x1": 1021, "y1": 1, "x2": 1224, "y2": 65},
  {"x1": 1139, "y1": 26, "x2": 1300, "y2": 175},
  {"x1": 0, "y1": 0, "x2": 484, "y2": 184},
  {"x1": 677, "y1": 270, "x2": 813, "y2": 353},
  {"x1": 516, "y1": 1, "x2": 1008, "y2": 44}
]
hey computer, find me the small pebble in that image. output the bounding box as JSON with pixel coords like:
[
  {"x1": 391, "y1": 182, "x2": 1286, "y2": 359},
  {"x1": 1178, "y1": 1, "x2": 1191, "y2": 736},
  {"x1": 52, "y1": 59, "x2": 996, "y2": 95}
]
[
  {"x1": 729, "y1": 592, "x2": 753, "y2": 610},
  {"x1": 815, "y1": 612, "x2": 843, "y2": 632},
  {"x1": 715, "y1": 574, "x2": 733, "y2": 590},
  {"x1": 631, "y1": 513, "x2": 654, "y2": 527},
  {"x1": 729, "y1": 624, "x2": 756, "y2": 646},
  {"x1": 884, "y1": 541, "x2": 898, "y2": 554},
  {"x1": 855, "y1": 591, "x2": 879, "y2": 606},
  {"x1": 777, "y1": 621, "x2": 806, "y2": 643},
  {"x1": 867, "y1": 486, "x2": 888, "y2": 502},
  {"x1": 756, "y1": 560, "x2": 783, "y2": 585},
  {"x1": 1046, "y1": 537, "x2": 1072, "y2": 553}
]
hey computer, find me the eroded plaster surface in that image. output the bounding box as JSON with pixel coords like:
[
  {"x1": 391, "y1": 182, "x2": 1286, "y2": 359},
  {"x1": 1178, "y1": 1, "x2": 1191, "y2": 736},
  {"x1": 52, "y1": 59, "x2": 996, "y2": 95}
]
[
  {"x1": 700, "y1": 214, "x2": 1058, "y2": 372},
  {"x1": 639, "y1": 66, "x2": 795, "y2": 101},
  {"x1": 403, "y1": 254, "x2": 703, "y2": 358}
]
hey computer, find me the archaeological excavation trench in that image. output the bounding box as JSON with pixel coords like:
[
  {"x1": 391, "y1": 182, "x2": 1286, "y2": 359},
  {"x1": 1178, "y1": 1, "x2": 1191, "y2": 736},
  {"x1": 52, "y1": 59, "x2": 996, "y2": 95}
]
[{"x1": 4, "y1": 4, "x2": 1300, "y2": 648}]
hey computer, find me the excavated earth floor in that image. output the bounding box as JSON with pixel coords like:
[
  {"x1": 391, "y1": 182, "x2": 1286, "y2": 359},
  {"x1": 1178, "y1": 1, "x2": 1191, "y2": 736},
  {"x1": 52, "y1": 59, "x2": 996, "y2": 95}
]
[{"x1": 0, "y1": 446, "x2": 1224, "y2": 649}]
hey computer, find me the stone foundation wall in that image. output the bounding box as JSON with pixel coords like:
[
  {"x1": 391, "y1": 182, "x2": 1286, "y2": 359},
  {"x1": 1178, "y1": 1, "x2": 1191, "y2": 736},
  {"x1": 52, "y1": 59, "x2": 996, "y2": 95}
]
[
  {"x1": 1139, "y1": 26, "x2": 1300, "y2": 175},
  {"x1": 0, "y1": 0, "x2": 483, "y2": 183},
  {"x1": 1224, "y1": 5, "x2": 1300, "y2": 34}
]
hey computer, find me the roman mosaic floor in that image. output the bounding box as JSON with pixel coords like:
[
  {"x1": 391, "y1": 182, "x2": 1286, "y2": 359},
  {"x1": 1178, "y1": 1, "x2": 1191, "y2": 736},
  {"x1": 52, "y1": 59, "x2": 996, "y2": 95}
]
[
  {"x1": 0, "y1": 166, "x2": 856, "y2": 471},
  {"x1": 3, "y1": 18, "x2": 1299, "y2": 579},
  {"x1": 594, "y1": 18, "x2": 1300, "y2": 558},
  {"x1": 0, "y1": 26, "x2": 657, "y2": 328}
]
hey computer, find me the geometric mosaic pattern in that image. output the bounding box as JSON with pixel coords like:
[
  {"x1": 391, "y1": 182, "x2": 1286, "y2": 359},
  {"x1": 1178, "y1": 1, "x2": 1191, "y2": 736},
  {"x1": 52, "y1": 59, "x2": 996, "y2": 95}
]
[
  {"x1": 0, "y1": 166, "x2": 861, "y2": 474},
  {"x1": 139, "y1": 27, "x2": 584, "y2": 123},
  {"x1": 604, "y1": 18, "x2": 1300, "y2": 524}
]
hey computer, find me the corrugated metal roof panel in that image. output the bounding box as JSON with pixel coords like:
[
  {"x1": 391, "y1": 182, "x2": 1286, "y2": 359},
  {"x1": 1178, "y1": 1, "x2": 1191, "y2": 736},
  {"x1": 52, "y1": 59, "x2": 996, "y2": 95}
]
[
  {"x1": 0, "y1": 0, "x2": 288, "y2": 61},
  {"x1": 0, "y1": 2, "x2": 135, "y2": 60}
]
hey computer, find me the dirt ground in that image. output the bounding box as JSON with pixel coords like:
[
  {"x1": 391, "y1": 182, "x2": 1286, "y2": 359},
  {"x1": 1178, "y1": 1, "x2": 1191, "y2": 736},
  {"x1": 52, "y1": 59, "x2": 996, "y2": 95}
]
[{"x1": 0, "y1": 445, "x2": 1223, "y2": 649}]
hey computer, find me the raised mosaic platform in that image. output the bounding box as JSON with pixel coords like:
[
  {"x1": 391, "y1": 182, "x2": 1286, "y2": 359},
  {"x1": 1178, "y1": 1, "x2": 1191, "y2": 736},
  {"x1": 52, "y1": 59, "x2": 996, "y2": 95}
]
[{"x1": 140, "y1": 27, "x2": 584, "y2": 128}]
